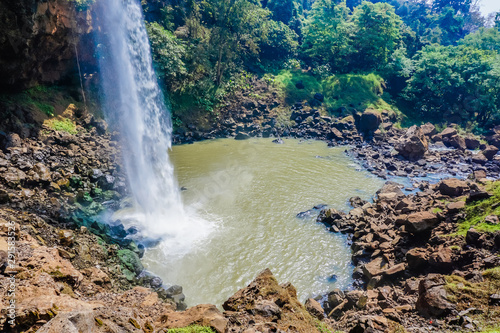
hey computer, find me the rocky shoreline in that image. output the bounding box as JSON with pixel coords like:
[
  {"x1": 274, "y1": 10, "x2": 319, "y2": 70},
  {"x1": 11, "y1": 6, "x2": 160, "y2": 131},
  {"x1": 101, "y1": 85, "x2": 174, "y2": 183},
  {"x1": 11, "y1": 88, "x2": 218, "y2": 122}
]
[{"x1": 0, "y1": 102, "x2": 499, "y2": 332}]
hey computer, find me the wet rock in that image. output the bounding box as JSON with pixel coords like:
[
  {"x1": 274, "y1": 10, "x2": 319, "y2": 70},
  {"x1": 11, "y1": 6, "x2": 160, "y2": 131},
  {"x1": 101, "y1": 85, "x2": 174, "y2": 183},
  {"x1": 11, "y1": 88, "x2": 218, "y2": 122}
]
[
  {"x1": 438, "y1": 178, "x2": 469, "y2": 197},
  {"x1": 2, "y1": 167, "x2": 27, "y2": 186},
  {"x1": 362, "y1": 256, "x2": 388, "y2": 279},
  {"x1": 395, "y1": 125, "x2": 428, "y2": 160},
  {"x1": 472, "y1": 153, "x2": 488, "y2": 164},
  {"x1": 405, "y1": 211, "x2": 439, "y2": 233},
  {"x1": 58, "y1": 229, "x2": 74, "y2": 246},
  {"x1": 32, "y1": 163, "x2": 52, "y2": 182},
  {"x1": 440, "y1": 127, "x2": 458, "y2": 138},
  {"x1": 5, "y1": 133, "x2": 22, "y2": 149},
  {"x1": 416, "y1": 274, "x2": 455, "y2": 317},
  {"x1": 376, "y1": 181, "x2": 405, "y2": 202}
]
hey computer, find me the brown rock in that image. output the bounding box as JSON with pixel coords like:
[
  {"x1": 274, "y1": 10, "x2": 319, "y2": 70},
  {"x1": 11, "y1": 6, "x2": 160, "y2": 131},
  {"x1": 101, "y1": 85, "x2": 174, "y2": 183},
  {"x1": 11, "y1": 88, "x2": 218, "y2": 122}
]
[
  {"x1": 406, "y1": 248, "x2": 429, "y2": 270},
  {"x1": 421, "y1": 122, "x2": 437, "y2": 137},
  {"x1": 464, "y1": 136, "x2": 481, "y2": 150},
  {"x1": 449, "y1": 135, "x2": 467, "y2": 150},
  {"x1": 383, "y1": 263, "x2": 407, "y2": 277},
  {"x1": 405, "y1": 211, "x2": 439, "y2": 233},
  {"x1": 305, "y1": 298, "x2": 324, "y2": 320},
  {"x1": 416, "y1": 274, "x2": 455, "y2": 317},
  {"x1": 32, "y1": 163, "x2": 52, "y2": 182},
  {"x1": 358, "y1": 110, "x2": 382, "y2": 133},
  {"x1": 472, "y1": 152, "x2": 488, "y2": 164},
  {"x1": 165, "y1": 304, "x2": 228, "y2": 333},
  {"x1": 362, "y1": 256, "x2": 388, "y2": 279},
  {"x1": 438, "y1": 178, "x2": 469, "y2": 197},
  {"x1": 446, "y1": 201, "x2": 465, "y2": 213},
  {"x1": 482, "y1": 145, "x2": 499, "y2": 160},
  {"x1": 440, "y1": 127, "x2": 458, "y2": 138},
  {"x1": 395, "y1": 125, "x2": 429, "y2": 160}
]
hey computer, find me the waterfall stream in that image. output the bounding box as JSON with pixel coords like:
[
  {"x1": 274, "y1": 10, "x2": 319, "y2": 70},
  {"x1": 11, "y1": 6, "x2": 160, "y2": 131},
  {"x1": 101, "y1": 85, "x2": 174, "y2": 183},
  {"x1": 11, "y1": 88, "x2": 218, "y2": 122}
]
[{"x1": 95, "y1": 0, "x2": 213, "y2": 256}]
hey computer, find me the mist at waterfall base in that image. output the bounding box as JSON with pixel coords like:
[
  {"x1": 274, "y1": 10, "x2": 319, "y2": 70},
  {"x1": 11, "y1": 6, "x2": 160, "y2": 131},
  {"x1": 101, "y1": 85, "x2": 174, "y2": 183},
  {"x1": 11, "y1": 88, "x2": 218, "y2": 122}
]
[{"x1": 94, "y1": 0, "x2": 214, "y2": 257}]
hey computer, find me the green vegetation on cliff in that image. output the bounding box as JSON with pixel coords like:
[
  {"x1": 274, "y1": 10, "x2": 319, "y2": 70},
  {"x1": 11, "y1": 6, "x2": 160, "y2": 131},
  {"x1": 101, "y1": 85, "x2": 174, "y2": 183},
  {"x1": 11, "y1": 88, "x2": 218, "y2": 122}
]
[{"x1": 141, "y1": 0, "x2": 500, "y2": 132}]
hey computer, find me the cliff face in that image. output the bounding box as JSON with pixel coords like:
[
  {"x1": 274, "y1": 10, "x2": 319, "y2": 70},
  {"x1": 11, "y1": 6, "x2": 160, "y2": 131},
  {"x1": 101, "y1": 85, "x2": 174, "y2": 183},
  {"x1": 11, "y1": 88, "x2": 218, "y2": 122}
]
[{"x1": 0, "y1": 0, "x2": 93, "y2": 90}]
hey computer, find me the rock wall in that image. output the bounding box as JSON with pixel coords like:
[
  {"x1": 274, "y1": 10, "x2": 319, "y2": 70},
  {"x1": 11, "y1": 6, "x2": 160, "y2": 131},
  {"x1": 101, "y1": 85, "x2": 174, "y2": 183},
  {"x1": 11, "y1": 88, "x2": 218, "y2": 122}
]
[{"x1": 0, "y1": 0, "x2": 94, "y2": 90}]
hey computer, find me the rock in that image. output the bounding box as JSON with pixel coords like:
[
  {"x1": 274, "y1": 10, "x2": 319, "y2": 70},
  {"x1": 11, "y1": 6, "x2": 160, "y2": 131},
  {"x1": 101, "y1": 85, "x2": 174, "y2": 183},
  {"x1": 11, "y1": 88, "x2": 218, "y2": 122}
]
[
  {"x1": 313, "y1": 92, "x2": 324, "y2": 102},
  {"x1": 406, "y1": 248, "x2": 428, "y2": 270},
  {"x1": 421, "y1": 122, "x2": 437, "y2": 137},
  {"x1": 58, "y1": 230, "x2": 74, "y2": 246},
  {"x1": 446, "y1": 201, "x2": 465, "y2": 213},
  {"x1": 2, "y1": 167, "x2": 27, "y2": 186},
  {"x1": 5, "y1": 133, "x2": 22, "y2": 149},
  {"x1": 384, "y1": 263, "x2": 407, "y2": 277},
  {"x1": 222, "y1": 268, "x2": 324, "y2": 332},
  {"x1": 32, "y1": 163, "x2": 52, "y2": 182},
  {"x1": 440, "y1": 127, "x2": 458, "y2": 138},
  {"x1": 235, "y1": 132, "x2": 250, "y2": 140},
  {"x1": 472, "y1": 153, "x2": 488, "y2": 164},
  {"x1": 305, "y1": 298, "x2": 324, "y2": 320},
  {"x1": 395, "y1": 125, "x2": 428, "y2": 160},
  {"x1": 466, "y1": 228, "x2": 481, "y2": 245},
  {"x1": 416, "y1": 274, "x2": 455, "y2": 317},
  {"x1": 376, "y1": 181, "x2": 405, "y2": 202},
  {"x1": 449, "y1": 135, "x2": 467, "y2": 150},
  {"x1": 295, "y1": 81, "x2": 305, "y2": 89},
  {"x1": 438, "y1": 178, "x2": 469, "y2": 197},
  {"x1": 428, "y1": 246, "x2": 453, "y2": 270},
  {"x1": 464, "y1": 136, "x2": 481, "y2": 150},
  {"x1": 358, "y1": 110, "x2": 382, "y2": 134},
  {"x1": 117, "y1": 249, "x2": 144, "y2": 275},
  {"x1": 467, "y1": 190, "x2": 491, "y2": 202},
  {"x1": 405, "y1": 211, "x2": 439, "y2": 233},
  {"x1": 362, "y1": 256, "x2": 388, "y2": 279},
  {"x1": 482, "y1": 145, "x2": 499, "y2": 160},
  {"x1": 164, "y1": 304, "x2": 228, "y2": 333},
  {"x1": 485, "y1": 215, "x2": 499, "y2": 225}
]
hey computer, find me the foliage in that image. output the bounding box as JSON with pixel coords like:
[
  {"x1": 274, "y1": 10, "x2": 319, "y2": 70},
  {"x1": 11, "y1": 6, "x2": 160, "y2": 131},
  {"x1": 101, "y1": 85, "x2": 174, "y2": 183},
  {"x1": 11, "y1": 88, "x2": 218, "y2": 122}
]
[
  {"x1": 273, "y1": 70, "x2": 392, "y2": 114},
  {"x1": 167, "y1": 325, "x2": 215, "y2": 333},
  {"x1": 403, "y1": 44, "x2": 500, "y2": 127},
  {"x1": 351, "y1": 1, "x2": 403, "y2": 71},
  {"x1": 461, "y1": 27, "x2": 500, "y2": 53},
  {"x1": 301, "y1": 0, "x2": 353, "y2": 72},
  {"x1": 146, "y1": 22, "x2": 187, "y2": 91},
  {"x1": 259, "y1": 20, "x2": 299, "y2": 60}
]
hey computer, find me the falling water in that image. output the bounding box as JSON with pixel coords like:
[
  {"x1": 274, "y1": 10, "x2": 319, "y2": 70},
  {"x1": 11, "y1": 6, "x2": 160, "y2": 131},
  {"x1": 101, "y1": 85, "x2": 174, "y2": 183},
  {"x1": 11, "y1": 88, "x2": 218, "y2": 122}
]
[{"x1": 95, "y1": 0, "x2": 212, "y2": 255}]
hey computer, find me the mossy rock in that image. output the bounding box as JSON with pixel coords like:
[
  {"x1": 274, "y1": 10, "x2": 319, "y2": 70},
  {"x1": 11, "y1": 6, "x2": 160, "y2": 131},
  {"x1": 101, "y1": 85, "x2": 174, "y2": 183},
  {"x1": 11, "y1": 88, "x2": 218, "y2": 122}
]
[{"x1": 117, "y1": 249, "x2": 144, "y2": 275}]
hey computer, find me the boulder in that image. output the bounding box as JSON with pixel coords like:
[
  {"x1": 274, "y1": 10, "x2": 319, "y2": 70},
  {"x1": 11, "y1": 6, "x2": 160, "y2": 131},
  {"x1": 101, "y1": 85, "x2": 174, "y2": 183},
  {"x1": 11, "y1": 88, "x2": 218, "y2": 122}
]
[
  {"x1": 305, "y1": 298, "x2": 324, "y2": 320},
  {"x1": 472, "y1": 153, "x2": 488, "y2": 164},
  {"x1": 466, "y1": 228, "x2": 481, "y2": 245},
  {"x1": 313, "y1": 92, "x2": 324, "y2": 102},
  {"x1": 395, "y1": 125, "x2": 428, "y2": 160},
  {"x1": 440, "y1": 127, "x2": 458, "y2": 138},
  {"x1": 416, "y1": 274, "x2": 455, "y2": 317},
  {"x1": 376, "y1": 181, "x2": 405, "y2": 202},
  {"x1": 32, "y1": 163, "x2": 52, "y2": 182},
  {"x1": 421, "y1": 122, "x2": 437, "y2": 137},
  {"x1": 358, "y1": 110, "x2": 382, "y2": 134},
  {"x1": 164, "y1": 304, "x2": 228, "y2": 333},
  {"x1": 406, "y1": 247, "x2": 429, "y2": 270},
  {"x1": 235, "y1": 132, "x2": 250, "y2": 140},
  {"x1": 482, "y1": 145, "x2": 499, "y2": 160},
  {"x1": 438, "y1": 178, "x2": 469, "y2": 197},
  {"x1": 464, "y1": 136, "x2": 481, "y2": 150},
  {"x1": 5, "y1": 133, "x2": 22, "y2": 149},
  {"x1": 446, "y1": 201, "x2": 465, "y2": 213},
  {"x1": 362, "y1": 256, "x2": 388, "y2": 279},
  {"x1": 405, "y1": 211, "x2": 439, "y2": 233},
  {"x1": 449, "y1": 135, "x2": 467, "y2": 150}
]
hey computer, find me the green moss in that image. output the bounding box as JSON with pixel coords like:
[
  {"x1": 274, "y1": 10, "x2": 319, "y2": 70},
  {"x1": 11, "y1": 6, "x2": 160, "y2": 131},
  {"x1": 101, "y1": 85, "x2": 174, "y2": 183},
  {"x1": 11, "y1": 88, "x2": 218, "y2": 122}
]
[
  {"x1": 95, "y1": 317, "x2": 104, "y2": 327},
  {"x1": 432, "y1": 207, "x2": 443, "y2": 213},
  {"x1": 117, "y1": 249, "x2": 143, "y2": 276},
  {"x1": 453, "y1": 182, "x2": 500, "y2": 236},
  {"x1": 167, "y1": 326, "x2": 216, "y2": 333},
  {"x1": 44, "y1": 117, "x2": 78, "y2": 134}
]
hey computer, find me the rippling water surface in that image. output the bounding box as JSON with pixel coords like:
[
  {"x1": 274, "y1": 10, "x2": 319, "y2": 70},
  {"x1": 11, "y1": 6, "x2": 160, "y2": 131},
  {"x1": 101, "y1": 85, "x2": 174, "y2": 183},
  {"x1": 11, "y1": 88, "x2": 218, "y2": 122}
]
[{"x1": 142, "y1": 138, "x2": 384, "y2": 306}]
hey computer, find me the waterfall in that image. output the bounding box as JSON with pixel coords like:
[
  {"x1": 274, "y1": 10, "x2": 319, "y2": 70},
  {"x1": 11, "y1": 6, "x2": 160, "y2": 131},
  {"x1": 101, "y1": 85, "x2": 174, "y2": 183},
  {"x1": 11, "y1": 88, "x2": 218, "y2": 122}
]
[{"x1": 95, "y1": 0, "x2": 212, "y2": 255}]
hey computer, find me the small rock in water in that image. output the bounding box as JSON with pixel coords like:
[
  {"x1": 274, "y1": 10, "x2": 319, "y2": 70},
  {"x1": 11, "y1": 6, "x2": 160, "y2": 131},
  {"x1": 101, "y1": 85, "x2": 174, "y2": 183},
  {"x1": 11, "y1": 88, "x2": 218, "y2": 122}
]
[
  {"x1": 272, "y1": 138, "x2": 284, "y2": 144},
  {"x1": 327, "y1": 274, "x2": 338, "y2": 283},
  {"x1": 180, "y1": 186, "x2": 187, "y2": 191}
]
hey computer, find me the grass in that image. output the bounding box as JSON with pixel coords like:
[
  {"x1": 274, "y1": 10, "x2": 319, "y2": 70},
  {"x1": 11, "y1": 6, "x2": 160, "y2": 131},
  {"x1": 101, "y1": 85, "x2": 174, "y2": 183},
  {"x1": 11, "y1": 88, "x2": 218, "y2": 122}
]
[
  {"x1": 452, "y1": 182, "x2": 500, "y2": 236},
  {"x1": 43, "y1": 117, "x2": 78, "y2": 134},
  {"x1": 167, "y1": 326, "x2": 215, "y2": 333},
  {"x1": 272, "y1": 69, "x2": 396, "y2": 115}
]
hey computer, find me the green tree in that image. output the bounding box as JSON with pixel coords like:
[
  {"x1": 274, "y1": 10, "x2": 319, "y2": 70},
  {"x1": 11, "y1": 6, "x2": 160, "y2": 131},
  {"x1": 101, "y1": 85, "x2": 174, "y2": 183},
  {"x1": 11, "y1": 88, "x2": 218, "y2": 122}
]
[
  {"x1": 351, "y1": 1, "x2": 403, "y2": 71},
  {"x1": 301, "y1": 0, "x2": 354, "y2": 71},
  {"x1": 259, "y1": 20, "x2": 299, "y2": 60},
  {"x1": 403, "y1": 45, "x2": 500, "y2": 126},
  {"x1": 461, "y1": 27, "x2": 500, "y2": 53}
]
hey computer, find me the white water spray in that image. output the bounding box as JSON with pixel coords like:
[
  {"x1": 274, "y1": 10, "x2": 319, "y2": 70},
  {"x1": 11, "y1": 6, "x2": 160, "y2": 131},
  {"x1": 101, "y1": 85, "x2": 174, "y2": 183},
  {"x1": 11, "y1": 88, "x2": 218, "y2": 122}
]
[{"x1": 95, "y1": 0, "x2": 212, "y2": 255}]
